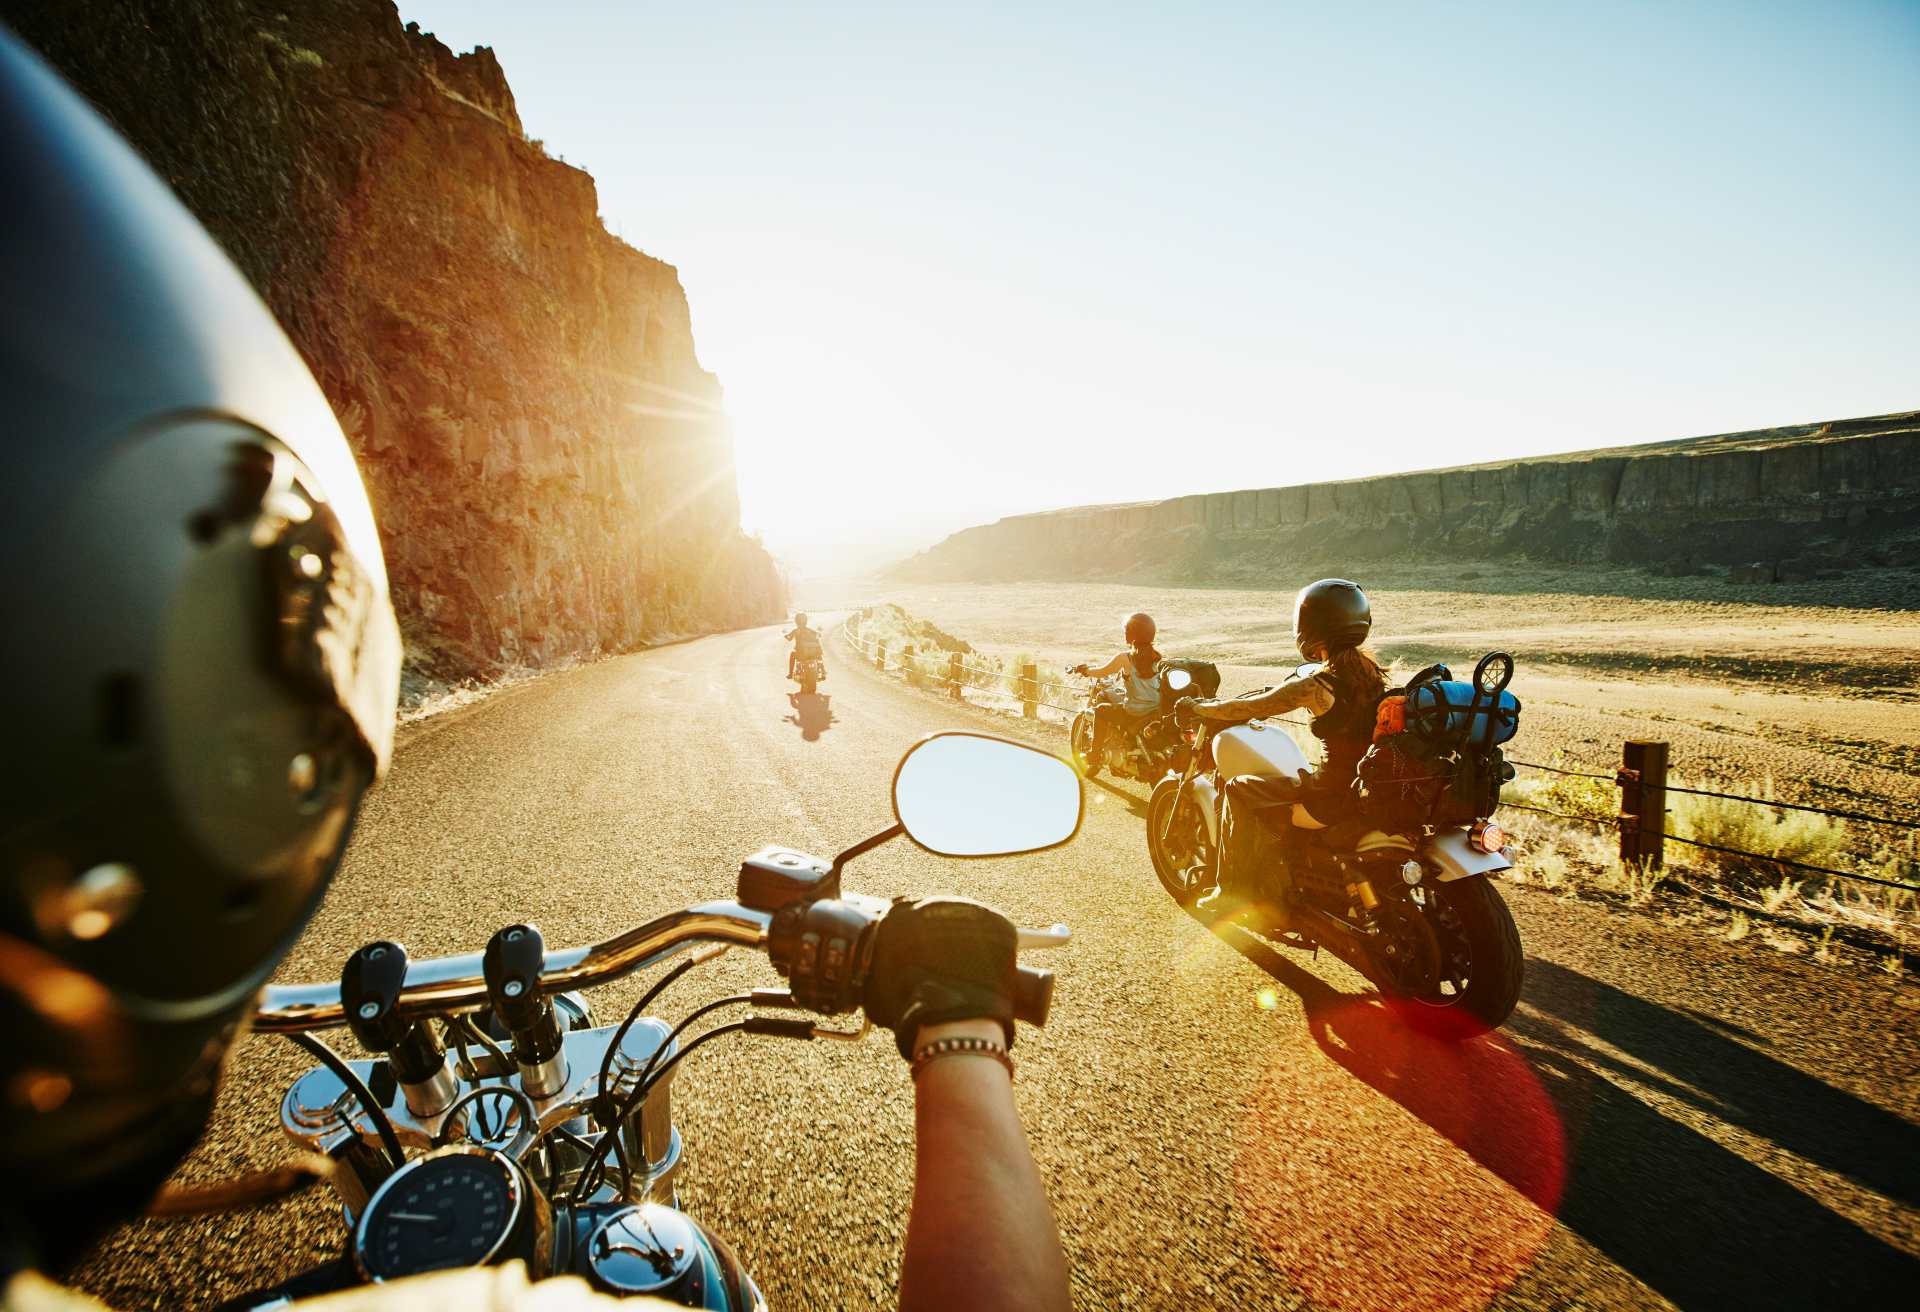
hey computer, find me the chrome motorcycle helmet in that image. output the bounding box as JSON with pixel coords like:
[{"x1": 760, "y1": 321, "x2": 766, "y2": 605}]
[
  {"x1": 1123, "y1": 611, "x2": 1156, "y2": 647},
  {"x1": 1293, "y1": 579, "x2": 1371, "y2": 659},
  {"x1": 0, "y1": 29, "x2": 400, "y2": 1267}
]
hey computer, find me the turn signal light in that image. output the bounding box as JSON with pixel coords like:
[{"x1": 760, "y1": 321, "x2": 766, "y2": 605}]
[{"x1": 1470, "y1": 822, "x2": 1507, "y2": 854}]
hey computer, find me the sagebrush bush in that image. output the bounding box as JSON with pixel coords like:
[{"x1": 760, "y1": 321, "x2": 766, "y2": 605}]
[
  {"x1": 1671, "y1": 777, "x2": 1852, "y2": 872},
  {"x1": 1503, "y1": 761, "x2": 1616, "y2": 823}
]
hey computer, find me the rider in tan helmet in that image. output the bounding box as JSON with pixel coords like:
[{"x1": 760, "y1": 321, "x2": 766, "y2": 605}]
[
  {"x1": 1177, "y1": 580, "x2": 1387, "y2": 921},
  {"x1": 1069, "y1": 612, "x2": 1163, "y2": 777}
]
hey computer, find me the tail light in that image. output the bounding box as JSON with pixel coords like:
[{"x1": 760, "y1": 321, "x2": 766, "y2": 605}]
[{"x1": 1470, "y1": 821, "x2": 1507, "y2": 854}]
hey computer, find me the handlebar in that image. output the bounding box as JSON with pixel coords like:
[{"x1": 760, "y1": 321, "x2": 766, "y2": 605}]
[{"x1": 253, "y1": 903, "x2": 1072, "y2": 1035}]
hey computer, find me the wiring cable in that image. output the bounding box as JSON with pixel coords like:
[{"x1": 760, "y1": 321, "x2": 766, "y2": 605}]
[
  {"x1": 571, "y1": 1013, "x2": 756, "y2": 1206},
  {"x1": 285, "y1": 1031, "x2": 406, "y2": 1171}
]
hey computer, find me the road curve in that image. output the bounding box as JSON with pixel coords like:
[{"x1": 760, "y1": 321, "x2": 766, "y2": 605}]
[{"x1": 73, "y1": 621, "x2": 1920, "y2": 1310}]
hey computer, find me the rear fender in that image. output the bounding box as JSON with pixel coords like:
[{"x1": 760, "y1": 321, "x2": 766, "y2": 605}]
[{"x1": 1423, "y1": 826, "x2": 1513, "y2": 881}]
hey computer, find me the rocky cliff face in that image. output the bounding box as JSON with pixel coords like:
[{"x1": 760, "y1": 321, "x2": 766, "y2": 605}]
[
  {"x1": 893, "y1": 412, "x2": 1920, "y2": 585},
  {"x1": 12, "y1": 0, "x2": 785, "y2": 677}
]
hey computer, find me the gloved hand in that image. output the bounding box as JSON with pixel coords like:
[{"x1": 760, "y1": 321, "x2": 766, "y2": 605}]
[
  {"x1": 863, "y1": 897, "x2": 1018, "y2": 1059},
  {"x1": 1174, "y1": 696, "x2": 1202, "y2": 728}
]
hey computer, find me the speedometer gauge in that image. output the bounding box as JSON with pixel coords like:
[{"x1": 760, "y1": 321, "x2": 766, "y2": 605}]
[{"x1": 354, "y1": 1146, "x2": 547, "y2": 1282}]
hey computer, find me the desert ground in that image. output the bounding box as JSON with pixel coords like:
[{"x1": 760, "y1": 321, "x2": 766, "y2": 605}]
[{"x1": 803, "y1": 567, "x2": 1920, "y2": 820}]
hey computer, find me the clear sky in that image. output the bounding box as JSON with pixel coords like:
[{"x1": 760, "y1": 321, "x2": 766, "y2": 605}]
[{"x1": 398, "y1": 0, "x2": 1919, "y2": 555}]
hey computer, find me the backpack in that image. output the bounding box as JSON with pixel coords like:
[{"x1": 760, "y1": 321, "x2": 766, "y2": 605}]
[{"x1": 1354, "y1": 663, "x2": 1521, "y2": 828}]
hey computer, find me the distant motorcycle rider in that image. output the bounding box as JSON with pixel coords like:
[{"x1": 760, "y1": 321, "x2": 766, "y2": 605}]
[
  {"x1": 1069, "y1": 612, "x2": 1163, "y2": 777},
  {"x1": 0, "y1": 29, "x2": 1067, "y2": 1312},
  {"x1": 1178, "y1": 580, "x2": 1387, "y2": 921},
  {"x1": 785, "y1": 610, "x2": 823, "y2": 680}
]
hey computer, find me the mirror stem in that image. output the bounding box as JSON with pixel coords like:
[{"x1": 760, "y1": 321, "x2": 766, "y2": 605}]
[{"x1": 827, "y1": 823, "x2": 905, "y2": 894}]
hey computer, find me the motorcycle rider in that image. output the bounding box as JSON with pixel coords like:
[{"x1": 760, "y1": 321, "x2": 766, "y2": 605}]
[
  {"x1": 785, "y1": 610, "x2": 824, "y2": 680},
  {"x1": 1068, "y1": 612, "x2": 1164, "y2": 777},
  {"x1": 0, "y1": 29, "x2": 1067, "y2": 1312},
  {"x1": 1177, "y1": 580, "x2": 1387, "y2": 921}
]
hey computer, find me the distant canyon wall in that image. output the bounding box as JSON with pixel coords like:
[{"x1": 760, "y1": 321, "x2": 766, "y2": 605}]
[
  {"x1": 892, "y1": 413, "x2": 1920, "y2": 584},
  {"x1": 14, "y1": 0, "x2": 785, "y2": 677}
]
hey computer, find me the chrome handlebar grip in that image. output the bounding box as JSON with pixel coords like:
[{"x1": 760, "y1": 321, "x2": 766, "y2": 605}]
[{"x1": 253, "y1": 901, "x2": 774, "y2": 1034}]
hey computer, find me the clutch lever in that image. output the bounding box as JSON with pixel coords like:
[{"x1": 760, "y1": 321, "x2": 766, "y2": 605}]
[{"x1": 1017, "y1": 924, "x2": 1071, "y2": 950}]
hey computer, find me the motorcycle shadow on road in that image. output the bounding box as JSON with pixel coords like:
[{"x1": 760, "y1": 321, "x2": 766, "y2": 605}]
[
  {"x1": 786, "y1": 692, "x2": 834, "y2": 741},
  {"x1": 1087, "y1": 777, "x2": 1150, "y2": 820},
  {"x1": 1219, "y1": 928, "x2": 1920, "y2": 1308}
]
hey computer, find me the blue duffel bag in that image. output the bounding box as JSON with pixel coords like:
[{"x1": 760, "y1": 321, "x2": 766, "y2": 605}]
[{"x1": 1403, "y1": 678, "x2": 1521, "y2": 749}]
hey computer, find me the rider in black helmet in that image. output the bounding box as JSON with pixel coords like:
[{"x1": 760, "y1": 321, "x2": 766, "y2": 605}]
[
  {"x1": 0, "y1": 28, "x2": 1065, "y2": 1311},
  {"x1": 1177, "y1": 580, "x2": 1386, "y2": 921},
  {"x1": 1069, "y1": 612, "x2": 1163, "y2": 777}
]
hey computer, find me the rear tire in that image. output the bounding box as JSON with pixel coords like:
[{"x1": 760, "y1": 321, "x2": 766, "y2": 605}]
[
  {"x1": 800, "y1": 678, "x2": 816, "y2": 695},
  {"x1": 1070, "y1": 712, "x2": 1099, "y2": 778},
  {"x1": 1402, "y1": 877, "x2": 1524, "y2": 1039},
  {"x1": 1147, "y1": 777, "x2": 1212, "y2": 908}
]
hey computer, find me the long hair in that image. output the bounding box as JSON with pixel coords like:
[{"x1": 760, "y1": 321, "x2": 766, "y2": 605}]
[{"x1": 1325, "y1": 644, "x2": 1387, "y2": 703}]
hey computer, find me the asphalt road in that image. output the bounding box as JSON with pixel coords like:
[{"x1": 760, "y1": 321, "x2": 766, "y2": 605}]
[{"x1": 74, "y1": 621, "x2": 1920, "y2": 1310}]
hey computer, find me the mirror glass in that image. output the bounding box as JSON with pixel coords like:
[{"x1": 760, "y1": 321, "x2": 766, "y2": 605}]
[
  {"x1": 1165, "y1": 668, "x2": 1193, "y2": 691},
  {"x1": 1294, "y1": 661, "x2": 1325, "y2": 680},
  {"x1": 893, "y1": 733, "x2": 1083, "y2": 857}
]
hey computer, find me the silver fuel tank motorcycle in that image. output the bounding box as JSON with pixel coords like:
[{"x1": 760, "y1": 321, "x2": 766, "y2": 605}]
[
  {"x1": 221, "y1": 732, "x2": 1077, "y2": 1308},
  {"x1": 1146, "y1": 653, "x2": 1525, "y2": 1037}
]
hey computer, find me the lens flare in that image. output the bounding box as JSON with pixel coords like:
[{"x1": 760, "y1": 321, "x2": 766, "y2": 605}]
[{"x1": 1235, "y1": 998, "x2": 1565, "y2": 1312}]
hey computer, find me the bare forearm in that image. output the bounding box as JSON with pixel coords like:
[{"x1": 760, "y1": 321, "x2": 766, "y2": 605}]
[
  {"x1": 901, "y1": 1021, "x2": 1069, "y2": 1312},
  {"x1": 1195, "y1": 675, "x2": 1331, "y2": 722}
]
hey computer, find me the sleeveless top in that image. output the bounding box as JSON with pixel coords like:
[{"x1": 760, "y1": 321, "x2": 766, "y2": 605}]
[
  {"x1": 1120, "y1": 656, "x2": 1161, "y2": 715},
  {"x1": 1307, "y1": 663, "x2": 1381, "y2": 809}
]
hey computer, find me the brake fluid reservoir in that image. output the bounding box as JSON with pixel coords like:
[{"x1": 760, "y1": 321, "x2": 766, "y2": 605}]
[{"x1": 1214, "y1": 723, "x2": 1312, "y2": 779}]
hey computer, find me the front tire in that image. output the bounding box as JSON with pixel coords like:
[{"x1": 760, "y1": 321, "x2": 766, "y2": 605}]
[
  {"x1": 1401, "y1": 877, "x2": 1524, "y2": 1038},
  {"x1": 1147, "y1": 777, "x2": 1212, "y2": 907},
  {"x1": 1070, "y1": 712, "x2": 1099, "y2": 778}
]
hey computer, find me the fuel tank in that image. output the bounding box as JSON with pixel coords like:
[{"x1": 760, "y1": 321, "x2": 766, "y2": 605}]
[{"x1": 1214, "y1": 721, "x2": 1312, "y2": 780}]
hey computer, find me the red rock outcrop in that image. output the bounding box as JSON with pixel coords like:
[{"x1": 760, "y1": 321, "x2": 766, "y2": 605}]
[{"x1": 12, "y1": 0, "x2": 785, "y2": 677}]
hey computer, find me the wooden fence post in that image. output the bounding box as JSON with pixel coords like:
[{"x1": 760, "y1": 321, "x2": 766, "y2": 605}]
[
  {"x1": 903, "y1": 645, "x2": 917, "y2": 687},
  {"x1": 874, "y1": 640, "x2": 886, "y2": 670},
  {"x1": 1020, "y1": 662, "x2": 1038, "y2": 719},
  {"x1": 1619, "y1": 740, "x2": 1669, "y2": 869},
  {"x1": 948, "y1": 652, "x2": 963, "y2": 699}
]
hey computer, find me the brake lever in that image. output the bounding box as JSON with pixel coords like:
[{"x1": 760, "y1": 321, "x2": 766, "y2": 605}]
[{"x1": 1016, "y1": 924, "x2": 1071, "y2": 950}]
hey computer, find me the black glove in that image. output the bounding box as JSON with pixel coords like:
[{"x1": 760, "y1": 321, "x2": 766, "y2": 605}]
[
  {"x1": 863, "y1": 897, "x2": 1017, "y2": 1060},
  {"x1": 1174, "y1": 696, "x2": 1202, "y2": 728}
]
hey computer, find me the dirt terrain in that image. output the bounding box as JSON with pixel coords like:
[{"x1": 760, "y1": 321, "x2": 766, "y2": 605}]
[{"x1": 807, "y1": 569, "x2": 1920, "y2": 821}]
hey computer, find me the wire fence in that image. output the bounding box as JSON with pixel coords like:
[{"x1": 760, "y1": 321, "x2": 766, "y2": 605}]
[
  {"x1": 1506, "y1": 758, "x2": 1918, "y2": 894},
  {"x1": 1510, "y1": 757, "x2": 1920, "y2": 832},
  {"x1": 840, "y1": 617, "x2": 1318, "y2": 727}
]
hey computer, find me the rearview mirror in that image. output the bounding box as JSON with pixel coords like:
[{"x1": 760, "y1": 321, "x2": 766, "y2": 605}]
[
  {"x1": 1295, "y1": 661, "x2": 1325, "y2": 680},
  {"x1": 1165, "y1": 668, "x2": 1193, "y2": 692},
  {"x1": 892, "y1": 733, "x2": 1083, "y2": 858}
]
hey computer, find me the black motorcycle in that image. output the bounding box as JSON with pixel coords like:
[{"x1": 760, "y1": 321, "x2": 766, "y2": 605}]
[
  {"x1": 1146, "y1": 653, "x2": 1526, "y2": 1037},
  {"x1": 1068, "y1": 659, "x2": 1219, "y2": 783}
]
